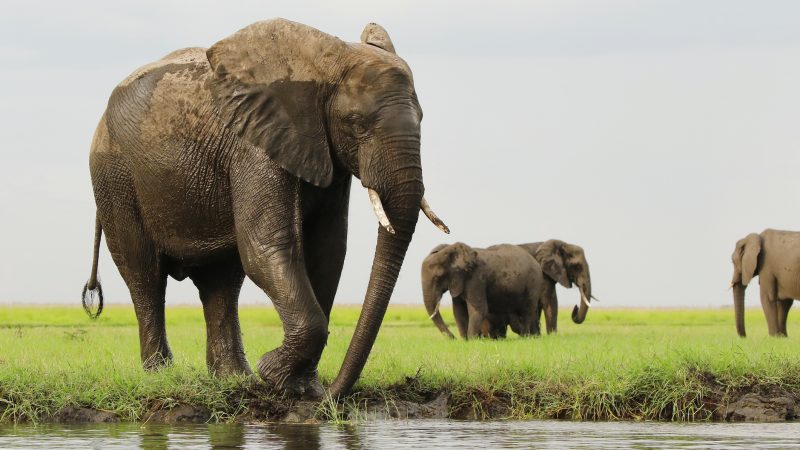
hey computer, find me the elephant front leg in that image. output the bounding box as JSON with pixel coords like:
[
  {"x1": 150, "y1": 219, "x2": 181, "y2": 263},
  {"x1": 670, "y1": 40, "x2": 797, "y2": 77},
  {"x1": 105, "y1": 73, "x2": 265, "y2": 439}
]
[
  {"x1": 190, "y1": 256, "x2": 251, "y2": 376},
  {"x1": 760, "y1": 282, "x2": 780, "y2": 336},
  {"x1": 243, "y1": 242, "x2": 328, "y2": 397},
  {"x1": 232, "y1": 168, "x2": 327, "y2": 398},
  {"x1": 301, "y1": 178, "x2": 351, "y2": 319},
  {"x1": 465, "y1": 302, "x2": 488, "y2": 339},
  {"x1": 542, "y1": 283, "x2": 558, "y2": 334},
  {"x1": 452, "y1": 296, "x2": 469, "y2": 338}
]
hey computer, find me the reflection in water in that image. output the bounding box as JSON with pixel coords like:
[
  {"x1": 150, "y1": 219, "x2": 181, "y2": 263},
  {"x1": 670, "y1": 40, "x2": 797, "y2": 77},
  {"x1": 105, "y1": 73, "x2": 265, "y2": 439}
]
[{"x1": 0, "y1": 420, "x2": 799, "y2": 449}]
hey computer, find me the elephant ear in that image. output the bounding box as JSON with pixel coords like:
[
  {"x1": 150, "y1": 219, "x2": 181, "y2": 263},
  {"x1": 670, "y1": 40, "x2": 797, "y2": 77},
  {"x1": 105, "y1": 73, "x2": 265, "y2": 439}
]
[
  {"x1": 734, "y1": 233, "x2": 762, "y2": 286},
  {"x1": 448, "y1": 243, "x2": 478, "y2": 297},
  {"x1": 451, "y1": 242, "x2": 478, "y2": 273},
  {"x1": 206, "y1": 19, "x2": 346, "y2": 187},
  {"x1": 535, "y1": 240, "x2": 572, "y2": 288},
  {"x1": 360, "y1": 23, "x2": 396, "y2": 53}
]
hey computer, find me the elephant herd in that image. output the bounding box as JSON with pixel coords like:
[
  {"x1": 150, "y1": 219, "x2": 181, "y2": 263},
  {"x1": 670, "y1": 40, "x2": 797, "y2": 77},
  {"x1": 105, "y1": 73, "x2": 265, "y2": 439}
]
[
  {"x1": 77, "y1": 19, "x2": 796, "y2": 398},
  {"x1": 421, "y1": 240, "x2": 593, "y2": 339},
  {"x1": 424, "y1": 230, "x2": 800, "y2": 342}
]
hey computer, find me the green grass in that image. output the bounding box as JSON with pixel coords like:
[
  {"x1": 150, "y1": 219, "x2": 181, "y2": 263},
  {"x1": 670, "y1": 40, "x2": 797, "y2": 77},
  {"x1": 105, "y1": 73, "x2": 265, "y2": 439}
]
[{"x1": 0, "y1": 305, "x2": 798, "y2": 422}]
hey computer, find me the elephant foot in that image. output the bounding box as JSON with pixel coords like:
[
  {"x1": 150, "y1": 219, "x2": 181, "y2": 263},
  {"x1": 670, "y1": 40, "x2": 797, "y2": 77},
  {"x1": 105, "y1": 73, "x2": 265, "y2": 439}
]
[
  {"x1": 142, "y1": 349, "x2": 173, "y2": 371},
  {"x1": 257, "y1": 348, "x2": 324, "y2": 400},
  {"x1": 208, "y1": 351, "x2": 253, "y2": 377}
]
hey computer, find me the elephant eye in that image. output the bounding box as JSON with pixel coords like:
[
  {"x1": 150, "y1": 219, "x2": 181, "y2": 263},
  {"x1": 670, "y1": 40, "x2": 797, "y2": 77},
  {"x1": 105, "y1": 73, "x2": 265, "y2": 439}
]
[
  {"x1": 352, "y1": 122, "x2": 367, "y2": 136},
  {"x1": 345, "y1": 113, "x2": 368, "y2": 137}
]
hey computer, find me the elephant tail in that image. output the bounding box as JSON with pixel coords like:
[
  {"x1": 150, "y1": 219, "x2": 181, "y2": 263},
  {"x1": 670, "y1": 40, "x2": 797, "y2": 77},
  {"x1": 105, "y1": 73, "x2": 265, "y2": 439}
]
[{"x1": 81, "y1": 214, "x2": 104, "y2": 319}]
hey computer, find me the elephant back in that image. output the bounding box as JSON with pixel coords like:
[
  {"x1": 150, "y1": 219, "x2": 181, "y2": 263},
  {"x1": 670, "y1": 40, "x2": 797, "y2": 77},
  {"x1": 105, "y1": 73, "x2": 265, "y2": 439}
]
[{"x1": 106, "y1": 48, "x2": 215, "y2": 149}]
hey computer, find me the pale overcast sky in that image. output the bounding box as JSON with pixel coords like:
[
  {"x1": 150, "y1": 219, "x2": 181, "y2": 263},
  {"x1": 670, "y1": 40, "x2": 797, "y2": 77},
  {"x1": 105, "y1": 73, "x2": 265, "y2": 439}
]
[{"x1": 1, "y1": 1, "x2": 799, "y2": 311}]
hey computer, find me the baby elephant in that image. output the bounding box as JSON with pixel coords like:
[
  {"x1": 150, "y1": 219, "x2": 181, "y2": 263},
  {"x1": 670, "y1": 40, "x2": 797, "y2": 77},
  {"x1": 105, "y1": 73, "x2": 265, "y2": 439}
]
[
  {"x1": 732, "y1": 229, "x2": 799, "y2": 337},
  {"x1": 422, "y1": 242, "x2": 544, "y2": 339}
]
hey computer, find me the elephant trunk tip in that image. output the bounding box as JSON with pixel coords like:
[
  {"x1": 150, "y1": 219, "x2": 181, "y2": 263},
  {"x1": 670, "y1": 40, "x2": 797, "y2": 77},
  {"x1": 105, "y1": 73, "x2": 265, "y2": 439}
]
[{"x1": 571, "y1": 305, "x2": 585, "y2": 324}]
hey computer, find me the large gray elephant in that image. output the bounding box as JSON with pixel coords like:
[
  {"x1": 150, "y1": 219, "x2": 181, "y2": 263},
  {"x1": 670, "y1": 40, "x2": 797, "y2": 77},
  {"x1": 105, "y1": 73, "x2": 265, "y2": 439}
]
[
  {"x1": 519, "y1": 240, "x2": 593, "y2": 333},
  {"x1": 731, "y1": 229, "x2": 799, "y2": 337},
  {"x1": 422, "y1": 243, "x2": 543, "y2": 339},
  {"x1": 80, "y1": 19, "x2": 448, "y2": 398}
]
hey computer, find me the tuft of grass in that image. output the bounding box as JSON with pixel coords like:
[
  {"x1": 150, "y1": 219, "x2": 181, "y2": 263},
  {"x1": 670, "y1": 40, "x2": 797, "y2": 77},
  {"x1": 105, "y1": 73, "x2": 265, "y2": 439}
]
[{"x1": 0, "y1": 305, "x2": 797, "y2": 422}]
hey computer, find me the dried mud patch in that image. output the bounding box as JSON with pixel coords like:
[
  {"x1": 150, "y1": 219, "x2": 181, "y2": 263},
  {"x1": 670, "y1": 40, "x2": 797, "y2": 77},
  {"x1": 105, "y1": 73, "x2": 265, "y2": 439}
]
[
  {"x1": 712, "y1": 386, "x2": 800, "y2": 422},
  {"x1": 47, "y1": 406, "x2": 119, "y2": 424},
  {"x1": 144, "y1": 403, "x2": 211, "y2": 424}
]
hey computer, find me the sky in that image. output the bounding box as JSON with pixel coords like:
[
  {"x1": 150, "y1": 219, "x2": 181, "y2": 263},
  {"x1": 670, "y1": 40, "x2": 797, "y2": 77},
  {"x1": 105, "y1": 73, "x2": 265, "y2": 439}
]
[{"x1": 1, "y1": 0, "x2": 799, "y2": 313}]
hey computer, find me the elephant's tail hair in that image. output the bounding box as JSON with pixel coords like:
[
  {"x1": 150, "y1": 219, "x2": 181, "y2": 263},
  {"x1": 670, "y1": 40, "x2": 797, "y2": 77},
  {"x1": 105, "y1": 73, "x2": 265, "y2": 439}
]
[{"x1": 82, "y1": 214, "x2": 104, "y2": 319}]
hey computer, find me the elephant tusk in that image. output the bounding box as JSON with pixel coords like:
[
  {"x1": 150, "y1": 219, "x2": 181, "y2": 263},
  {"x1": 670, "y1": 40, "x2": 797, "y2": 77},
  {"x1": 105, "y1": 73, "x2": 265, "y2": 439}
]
[
  {"x1": 368, "y1": 188, "x2": 395, "y2": 235},
  {"x1": 581, "y1": 292, "x2": 591, "y2": 309},
  {"x1": 420, "y1": 197, "x2": 450, "y2": 234},
  {"x1": 429, "y1": 300, "x2": 441, "y2": 319},
  {"x1": 590, "y1": 295, "x2": 601, "y2": 302}
]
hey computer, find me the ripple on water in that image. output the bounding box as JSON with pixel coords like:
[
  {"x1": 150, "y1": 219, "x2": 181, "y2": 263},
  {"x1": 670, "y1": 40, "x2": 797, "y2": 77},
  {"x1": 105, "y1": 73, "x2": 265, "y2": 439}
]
[{"x1": 0, "y1": 420, "x2": 799, "y2": 449}]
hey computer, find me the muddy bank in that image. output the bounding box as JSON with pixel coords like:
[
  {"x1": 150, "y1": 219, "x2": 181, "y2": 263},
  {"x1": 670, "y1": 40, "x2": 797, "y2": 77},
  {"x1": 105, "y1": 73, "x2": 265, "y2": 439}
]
[{"x1": 31, "y1": 376, "x2": 800, "y2": 424}]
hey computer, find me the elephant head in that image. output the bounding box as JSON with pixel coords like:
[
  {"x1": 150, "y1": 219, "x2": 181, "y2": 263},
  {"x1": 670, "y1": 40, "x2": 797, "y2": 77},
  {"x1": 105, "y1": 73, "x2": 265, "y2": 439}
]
[
  {"x1": 206, "y1": 20, "x2": 448, "y2": 395},
  {"x1": 534, "y1": 240, "x2": 593, "y2": 324},
  {"x1": 731, "y1": 233, "x2": 762, "y2": 337},
  {"x1": 422, "y1": 242, "x2": 479, "y2": 338}
]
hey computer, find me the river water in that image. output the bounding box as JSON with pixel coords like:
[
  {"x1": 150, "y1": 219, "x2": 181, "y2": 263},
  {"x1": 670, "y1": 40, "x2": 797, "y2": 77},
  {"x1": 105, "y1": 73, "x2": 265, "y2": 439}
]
[{"x1": 0, "y1": 420, "x2": 798, "y2": 449}]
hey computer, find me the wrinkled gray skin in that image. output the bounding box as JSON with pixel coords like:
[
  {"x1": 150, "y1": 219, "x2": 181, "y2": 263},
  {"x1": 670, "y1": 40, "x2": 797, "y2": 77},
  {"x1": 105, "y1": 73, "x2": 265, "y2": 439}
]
[
  {"x1": 519, "y1": 240, "x2": 593, "y2": 333},
  {"x1": 422, "y1": 243, "x2": 543, "y2": 339},
  {"x1": 82, "y1": 19, "x2": 437, "y2": 398},
  {"x1": 732, "y1": 229, "x2": 799, "y2": 337}
]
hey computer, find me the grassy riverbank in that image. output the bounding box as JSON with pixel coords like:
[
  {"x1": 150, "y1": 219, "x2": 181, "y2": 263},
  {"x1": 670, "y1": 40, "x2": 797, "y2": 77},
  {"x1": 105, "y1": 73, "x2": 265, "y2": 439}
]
[{"x1": 0, "y1": 305, "x2": 798, "y2": 423}]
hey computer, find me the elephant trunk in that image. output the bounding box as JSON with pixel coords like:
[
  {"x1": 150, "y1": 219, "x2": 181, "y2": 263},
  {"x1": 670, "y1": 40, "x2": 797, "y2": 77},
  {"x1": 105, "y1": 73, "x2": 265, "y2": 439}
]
[
  {"x1": 571, "y1": 282, "x2": 591, "y2": 324},
  {"x1": 422, "y1": 276, "x2": 455, "y2": 339},
  {"x1": 328, "y1": 145, "x2": 423, "y2": 397},
  {"x1": 733, "y1": 282, "x2": 746, "y2": 337}
]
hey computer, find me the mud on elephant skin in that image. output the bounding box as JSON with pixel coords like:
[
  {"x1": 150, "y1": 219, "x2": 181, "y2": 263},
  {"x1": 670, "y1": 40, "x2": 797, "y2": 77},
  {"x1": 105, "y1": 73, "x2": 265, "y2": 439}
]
[
  {"x1": 422, "y1": 242, "x2": 544, "y2": 339},
  {"x1": 80, "y1": 19, "x2": 449, "y2": 398},
  {"x1": 518, "y1": 240, "x2": 594, "y2": 333},
  {"x1": 731, "y1": 229, "x2": 800, "y2": 337}
]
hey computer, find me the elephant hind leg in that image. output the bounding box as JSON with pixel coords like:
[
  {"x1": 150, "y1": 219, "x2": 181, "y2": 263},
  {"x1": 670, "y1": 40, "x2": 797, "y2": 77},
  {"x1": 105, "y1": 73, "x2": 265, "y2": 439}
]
[
  {"x1": 776, "y1": 298, "x2": 793, "y2": 337},
  {"x1": 102, "y1": 215, "x2": 172, "y2": 369},
  {"x1": 189, "y1": 255, "x2": 251, "y2": 376},
  {"x1": 759, "y1": 282, "x2": 780, "y2": 336},
  {"x1": 93, "y1": 161, "x2": 172, "y2": 369}
]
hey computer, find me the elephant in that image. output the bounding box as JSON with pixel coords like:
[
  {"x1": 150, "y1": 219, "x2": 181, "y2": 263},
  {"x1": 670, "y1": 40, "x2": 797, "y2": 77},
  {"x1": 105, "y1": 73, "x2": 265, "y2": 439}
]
[
  {"x1": 518, "y1": 240, "x2": 594, "y2": 333},
  {"x1": 731, "y1": 229, "x2": 800, "y2": 337},
  {"x1": 79, "y1": 19, "x2": 449, "y2": 398},
  {"x1": 422, "y1": 243, "x2": 543, "y2": 339}
]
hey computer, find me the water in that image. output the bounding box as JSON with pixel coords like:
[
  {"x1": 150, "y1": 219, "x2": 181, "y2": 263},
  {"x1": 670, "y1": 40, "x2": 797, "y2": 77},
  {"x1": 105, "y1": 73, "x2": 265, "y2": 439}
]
[{"x1": 0, "y1": 420, "x2": 798, "y2": 449}]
